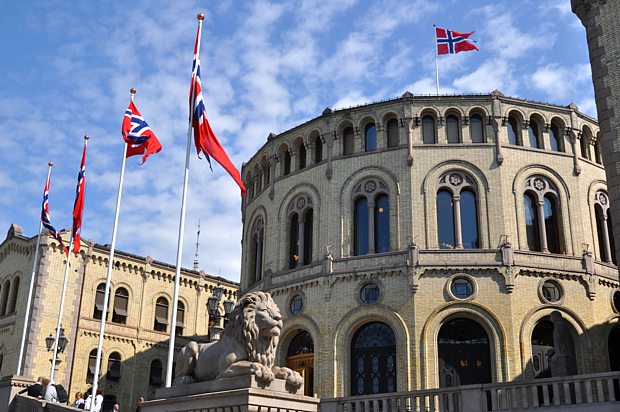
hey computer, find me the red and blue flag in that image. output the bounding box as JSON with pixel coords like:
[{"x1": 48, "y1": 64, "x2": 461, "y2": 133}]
[
  {"x1": 189, "y1": 24, "x2": 246, "y2": 195},
  {"x1": 122, "y1": 100, "x2": 162, "y2": 164},
  {"x1": 41, "y1": 168, "x2": 68, "y2": 256},
  {"x1": 72, "y1": 142, "x2": 87, "y2": 253},
  {"x1": 436, "y1": 28, "x2": 478, "y2": 55}
]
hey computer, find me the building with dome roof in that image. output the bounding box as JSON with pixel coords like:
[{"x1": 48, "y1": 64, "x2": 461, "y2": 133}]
[{"x1": 239, "y1": 90, "x2": 620, "y2": 398}]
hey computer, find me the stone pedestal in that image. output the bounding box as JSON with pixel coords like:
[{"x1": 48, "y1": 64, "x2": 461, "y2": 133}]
[
  {"x1": 0, "y1": 375, "x2": 34, "y2": 412},
  {"x1": 142, "y1": 376, "x2": 319, "y2": 412}
]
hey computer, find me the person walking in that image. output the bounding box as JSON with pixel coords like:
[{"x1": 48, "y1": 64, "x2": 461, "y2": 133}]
[
  {"x1": 88, "y1": 387, "x2": 103, "y2": 412},
  {"x1": 17, "y1": 377, "x2": 44, "y2": 398},
  {"x1": 72, "y1": 391, "x2": 85, "y2": 408},
  {"x1": 42, "y1": 378, "x2": 58, "y2": 403}
]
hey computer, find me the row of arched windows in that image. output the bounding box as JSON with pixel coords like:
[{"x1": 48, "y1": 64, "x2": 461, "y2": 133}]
[
  {"x1": 422, "y1": 114, "x2": 485, "y2": 144},
  {"x1": 0, "y1": 276, "x2": 20, "y2": 317},
  {"x1": 342, "y1": 119, "x2": 400, "y2": 156},
  {"x1": 86, "y1": 350, "x2": 167, "y2": 387}
]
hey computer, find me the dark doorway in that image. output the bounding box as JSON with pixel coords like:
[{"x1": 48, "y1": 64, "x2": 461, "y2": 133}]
[
  {"x1": 351, "y1": 322, "x2": 397, "y2": 395},
  {"x1": 531, "y1": 319, "x2": 554, "y2": 378},
  {"x1": 609, "y1": 326, "x2": 620, "y2": 398},
  {"x1": 438, "y1": 318, "x2": 492, "y2": 387},
  {"x1": 286, "y1": 331, "x2": 314, "y2": 397}
]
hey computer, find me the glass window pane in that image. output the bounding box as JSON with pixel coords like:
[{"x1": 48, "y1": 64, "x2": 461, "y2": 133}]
[
  {"x1": 284, "y1": 151, "x2": 291, "y2": 175},
  {"x1": 315, "y1": 137, "x2": 322, "y2": 163},
  {"x1": 508, "y1": 118, "x2": 517, "y2": 145},
  {"x1": 447, "y1": 116, "x2": 459, "y2": 144},
  {"x1": 549, "y1": 125, "x2": 559, "y2": 151},
  {"x1": 304, "y1": 210, "x2": 313, "y2": 265},
  {"x1": 355, "y1": 198, "x2": 369, "y2": 256},
  {"x1": 299, "y1": 145, "x2": 306, "y2": 169},
  {"x1": 387, "y1": 119, "x2": 399, "y2": 147},
  {"x1": 524, "y1": 193, "x2": 540, "y2": 252},
  {"x1": 596, "y1": 205, "x2": 608, "y2": 261},
  {"x1": 542, "y1": 281, "x2": 561, "y2": 302},
  {"x1": 529, "y1": 124, "x2": 539, "y2": 148},
  {"x1": 423, "y1": 117, "x2": 435, "y2": 144},
  {"x1": 365, "y1": 124, "x2": 376, "y2": 151},
  {"x1": 437, "y1": 191, "x2": 455, "y2": 249},
  {"x1": 344, "y1": 127, "x2": 354, "y2": 155},
  {"x1": 608, "y1": 210, "x2": 617, "y2": 265},
  {"x1": 451, "y1": 278, "x2": 473, "y2": 299},
  {"x1": 375, "y1": 196, "x2": 389, "y2": 253},
  {"x1": 461, "y1": 191, "x2": 479, "y2": 249},
  {"x1": 581, "y1": 135, "x2": 590, "y2": 159},
  {"x1": 471, "y1": 116, "x2": 483, "y2": 143},
  {"x1": 544, "y1": 196, "x2": 560, "y2": 253},
  {"x1": 361, "y1": 284, "x2": 380, "y2": 304},
  {"x1": 290, "y1": 214, "x2": 299, "y2": 268}
]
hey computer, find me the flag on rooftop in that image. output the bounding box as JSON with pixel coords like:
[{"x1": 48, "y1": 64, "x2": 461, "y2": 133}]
[
  {"x1": 41, "y1": 168, "x2": 68, "y2": 257},
  {"x1": 72, "y1": 140, "x2": 87, "y2": 253},
  {"x1": 436, "y1": 28, "x2": 479, "y2": 55},
  {"x1": 123, "y1": 100, "x2": 162, "y2": 164}
]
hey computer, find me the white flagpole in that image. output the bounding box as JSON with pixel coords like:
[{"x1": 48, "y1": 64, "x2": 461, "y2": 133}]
[
  {"x1": 434, "y1": 24, "x2": 439, "y2": 95},
  {"x1": 166, "y1": 12, "x2": 204, "y2": 388},
  {"x1": 16, "y1": 163, "x2": 51, "y2": 375},
  {"x1": 90, "y1": 90, "x2": 132, "y2": 399}
]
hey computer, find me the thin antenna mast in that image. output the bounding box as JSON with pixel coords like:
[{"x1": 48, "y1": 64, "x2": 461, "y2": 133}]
[{"x1": 193, "y1": 219, "x2": 201, "y2": 270}]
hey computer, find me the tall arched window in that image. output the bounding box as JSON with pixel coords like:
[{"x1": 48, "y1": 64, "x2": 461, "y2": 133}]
[
  {"x1": 595, "y1": 191, "x2": 616, "y2": 264},
  {"x1": 154, "y1": 297, "x2": 168, "y2": 332},
  {"x1": 594, "y1": 137, "x2": 602, "y2": 164},
  {"x1": 176, "y1": 301, "x2": 185, "y2": 336},
  {"x1": 436, "y1": 172, "x2": 479, "y2": 249},
  {"x1": 112, "y1": 287, "x2": 128, "y2": 324},
  {"x1": 446, "y1": 115, "x2": 459, "y2": 144},
  {"x1": 87, "y1": 349, "x2": 102, "y2": 378},
  {"x1": 288, "y1": 195, "x2": 314, "y2": 268},
  {"x1": 550, "y1": 123, "x2": 562, "y2": 152},
  {"x1": 107, "y1": 352, "x2": 121, "y2": 380},
  {"x1": 523, "y1": 176, "x2": 562, "y2": 253},
  {"x1": 353, "y1": 178, "x2": 390, "y2": 255},
  {"x1": 343, "y1": 127, "x2": 355, "y2": 155},
  {"x1": 93, "y1": 283, "x2": 108, "y2": 320},
  {"x1": 507, "y1": 116, "x2": 519, "y2": 145},
  {"x1": 149, "y1": 359, "x2": 163, "y2": 386},
  {"x1": 251, "y1": 218, "x2": 264, "y2": 284},
  {"x1": 298, "y1": 143, "x2": 306, "y2": 169},
  {"x1": 286, "y1": 331, "x2": 315, "y2": 396},
  {"x1": 581, "y1": 128, "x2": 591, "y2": 159},
  {"x1": 284, "y1": 151, "x2": 291, "y2": 175},
  {"x1": 9, "y1": 277, "x2": 19, "y2": 313},
  {"x1": 365, "y1": 123, "x2": 376, "y2": 151},
  {"x1": 422, "y1": 116, "x2": 435, "y2": 144},
  {"x1": 387, "y1": 119, "x2": 399, "y2": 147},
  {"x1": 528, "y1": 120, "x2": 540, "y2": 148},
  {"x1": 351, "y1": 322, "x2": 396, "y2": 395},
  {"x1": 1, "y1": 280, "x2": 10, "y2": 316},
  {"x1": 314, "y1": 136, "x2": 322, "y2": 163},
  {"x1": 531, "y1": 319, "x2": 554, "y2": 378},
  {"x1": 470, "y1": 115, "x2": 484, "y2": 143}
]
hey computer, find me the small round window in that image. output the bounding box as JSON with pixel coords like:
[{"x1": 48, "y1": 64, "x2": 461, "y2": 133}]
[
  {"x1": 451, "y1": 278, "x2": 473, "y2": 299},
  {"x1": 613, "y1": 291, "x2": 620, "y2": 313},
  {"x1": 361, "y1": 283, "x2": 380, "y2": 304},
  {"x1": 290, "y1": 295, "x2": 303, "y2": 315},
  {"x1": 542, "y1": 281, "x2": 561, "y2": 303}
]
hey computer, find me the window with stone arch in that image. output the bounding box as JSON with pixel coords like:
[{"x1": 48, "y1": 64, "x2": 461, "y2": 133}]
[
  {"x1": 288, "y1": 195, "x2": 314, "y2": 269},
  {"x1": 154, "y1": 296, "x2": 169, "y2": 332},
  {"x1": 422, "y1": 115, "x2": 436, "y2": 144},
  {"x1": 298, "y1": 141, "x2": 307, "y2": 170},
  {"x1": 250, "y1": 217, "x2": 264, "y2": 284},
  {"x1": 594, "y1": 133, "x2": 602, "y2": 164},
  {"x1": 528, "y1": 117, "x2": 542, "y2": 149},
  {"x1": 112, "y1": 287, "x2": 128, "y2": 324},
  {"x1": 386, "y1": 118, "x2": 399, "y2": 148},
  {"x1": 365, "y1": 122, "x2": 376, "y2": 151},
  {"x1": 581, "y1": 127, "x2": 592, "y2": 160},
  {"x1": 314, "y1": 136, "x2": 323, "y2": 163},
  {"x1": 1, "y1": 279, "x2": 10, "y2": 316},
  {"x1": 549, "y1": 120, "x2": 564, "y2": 152},
  {"x1": 470, "y1": 111, "x2": 485, "y2": 143},
  {"x1": 523, "y1": 176, "x2": 562, "y2": 253},
  {"x1": 436, "y1": 171, "x2": 479, "y2": 249},
  {"x1": 353, "y1": 178, "x2": 390, "y2": 255},
  {"x1": 507, "y1": 113, "x2": 521, "y2": 145},
  {"x1": 93, "y1": 283, "x2": 110, "y2": 321},
  {"x1": 594, "y1": 191, "x2": 616, "y2": 264},
  {"x1": 446, "y1": 114, "x2": 460, "y2": 144},
  {"x1": 343, "y1": 126, "x2": 355, "y2": 155},
  {"x1": 9, "y1": 277, "x2": 19, "y2": 313}
]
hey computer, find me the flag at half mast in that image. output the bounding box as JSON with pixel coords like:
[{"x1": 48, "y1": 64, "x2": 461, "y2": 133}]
[
  {"x1": 436, "y1": 28, "x2": 479, "y2": 55},
  {"x1": 189, "y1": 23, "x2": 246, "y2": 194}
]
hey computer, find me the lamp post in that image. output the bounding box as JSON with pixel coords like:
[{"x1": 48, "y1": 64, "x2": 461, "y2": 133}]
[
  {"x1": 46, "y1": 325, "x2": 69, "y2": 371},
  {"x1": 207, "y1": 283, "x2": 235, "y2": 341}
]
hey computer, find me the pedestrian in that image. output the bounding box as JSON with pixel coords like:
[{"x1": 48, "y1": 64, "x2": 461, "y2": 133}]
[
  {"x1": 89, "y1": 387, "x2": 103, "y2": 412},
  {"x1": 83, "y1": 389, "x2": 92, "y2": 410},
  {"x1": 72, "y1": 391, "x2": 85, "y2": 408},
  {"x1": 42, "y1": 378, "x2": 58, "y2": 403},
  {"x1": 113, "y1": 404, "x2": 119, "y2": 411},
  {"x1": 135, "y1": 396, "x2": 143, "y2": 412},
  {"x1": 17, "y1": 376, "x2": 44, "y2": 398}
]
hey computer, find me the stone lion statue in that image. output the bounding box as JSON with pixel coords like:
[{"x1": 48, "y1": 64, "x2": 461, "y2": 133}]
[{"x1": 173, "y1": 291, "x2": 303, "y2": 388}]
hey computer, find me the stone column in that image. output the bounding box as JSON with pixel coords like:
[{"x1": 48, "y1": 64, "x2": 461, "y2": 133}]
[
  {"x1": 325, "y1": 133, "x2": 334, "y2": 180},
  {"x1": 255, "y1": 237, "x2": 263, "y2": 280},
  {"x1": 569, "y1": 129, "x2": 582, "y2": 176},
  {"x1": 368, "y1": 201, "x2": 376, "y2": 254},
  {"x1": 405, "y1": 118, "x2": 414, "y2": 166},
  {"x1": 537, "y1": 200, "x2": 549, "y2": 252},
  {"x1": 453, "y1": 195, "x2": 463, "y2": 249},
  {"x1": 492, "y1": 118, "x2": 504, "y2": 165},
  {"x1": 297, "y1": 216, "x2": 305, "y2": 266},
  {"x1": 268, "y1": 156, "x2": 276, "y2": 200},
  {"x1": 601, "y1": 212, "x2": 613, "y2": 263},
  {"x1": 572, "y1": 0, "x2": 620, "y2": 267}
]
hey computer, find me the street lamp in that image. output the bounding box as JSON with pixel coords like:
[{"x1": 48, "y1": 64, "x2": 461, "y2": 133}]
[
  {"x1": 207, "y1": 283, "x2": 236, "y2": 340},
  {"x1": 45, "y1": 325, "x2": 69, "y2": 353}
]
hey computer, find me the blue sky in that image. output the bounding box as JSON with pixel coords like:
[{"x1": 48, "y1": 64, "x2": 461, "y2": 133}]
[{"x1": 0, "y1": 0, "x2": 594, "y2": 282}]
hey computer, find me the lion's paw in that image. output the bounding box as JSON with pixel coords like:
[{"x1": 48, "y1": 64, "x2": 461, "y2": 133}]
[
  {"x1": 172, "y1": 375, "x2": 196, "y2": 386},
  {"x1": 250, "y1": 363, "x2": 275, "y2": 382},
  {"x1": 286, "y1": 370, "x2": 304, "y2": 388}
]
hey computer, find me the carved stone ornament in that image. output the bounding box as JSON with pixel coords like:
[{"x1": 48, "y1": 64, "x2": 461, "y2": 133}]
[
  {"x1": 598, "y1": 192, "x2": 608, "y2": 206},
  {"x1": 449, "y1": 174, "x2": 463, "y2": 186},
  {"x1": 364, "y1": 181, "x2": 376, "y2": 193},
  {"x1": 296, "y1": 198, "x2": 306, "y2": 209},
  {"x1": 533, "y1": 178, "x2": 546, "y2": 191},
  {"x1": 173, "y1": 291, "x2": 303, "y2": 389}
]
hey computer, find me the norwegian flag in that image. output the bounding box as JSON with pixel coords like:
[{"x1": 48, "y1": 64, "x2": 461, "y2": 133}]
[
  {"x1": 189, "y1": 23, "x2": 246, "y2": 194},
  {"x1": 436, "y1": 28, "x2": 479, "y2": 55},
  {"x1": 41, "y1": 168, "x2": 69, "y2": 256},
  {"x1": 122, "y1": 100, "x2": 162, "y2": 164},
  {"x1": 72, "y1": 142, "x2": 87, "y2": 253}
]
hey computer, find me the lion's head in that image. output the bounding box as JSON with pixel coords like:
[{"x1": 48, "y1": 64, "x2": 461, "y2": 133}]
[{"x1": 222, "y1": 291, "x2": 282, "y2": 367}]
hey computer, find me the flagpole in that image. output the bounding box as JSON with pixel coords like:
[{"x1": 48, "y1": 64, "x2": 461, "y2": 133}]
[
  {"x1": 166, "y1": 12, "x2": 204, "y2": 388},
  {"x1": 16, "y1": 163, "x2": 52, "y2": 376},
  {"x1": 90, "y1": 90, "x2": 132, "y2": 399},
  {"x1": 434, "y1": 24, "x2": 439, "y2": 95}
]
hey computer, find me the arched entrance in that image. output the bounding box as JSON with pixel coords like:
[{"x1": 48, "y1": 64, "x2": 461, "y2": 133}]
[
  {"x1": 609, "y1": 326, "x2": 620, "y2": 398},
  {"x1": 531, "y1": 318, "x2": 554, "y2": 378},
  {"x1": 438, "y1": 318, "x2": 492, "y2": 387},
  {"x1": 351, "y1": 322, "x2": 397, "y2": 395},
  {"x1": 285, "y1": 331, "x2": 314, "y2": 396}
]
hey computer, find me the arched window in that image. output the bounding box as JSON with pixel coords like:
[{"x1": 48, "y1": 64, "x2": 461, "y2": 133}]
[
  {"x1": 523, "y1": 176, "x2": 562, "y2": 253},
  {"x1": 351, "y1": 322, "x2": 396, "y2": 395},
  {"x1": 365, "y1": 123, "x2": 376, "y2": 151},
  {"x1": 314, "y1": 136, "x2": 322, "y2": 163},
  {"x1": 149, "y1": 359, "x2": 163, "y2": 386},
  {"x1": 507, "y1": 116, "x2": 519, "y2": 145},
  {"x1": 289, "y1": 213, "x2": 299, "y2": 269},
  {"x1": 256, "y1": 172, "x2": 262, "y2": 193},
  {"x1": 1, "y1": 280, "x2": 10, "y2": 316},
  {"x1": 298, "y1": 143, "x2": 306, "y2": 169},
  {"x1": 304, "y1": 210, "x2": 313, "y2": 265},
  {"x1": 107, "y1": 352, "x2": 121, "y2": 380},
  {"x1": 284, "y1": 151, "x2": 291, "y2": 175},
  {"x1": 446, "y1": 115, "x2": 459, "y2": 144},
  {"x1": 531, "y1": 319, "x2": 554, "y2": 378},
  {"x1": 154, "y1": 297, "x2": 168, "y2": 332},
  {"x1": 550, "y1": 123, "x2": 562, "y2": 152},
  {"x1": 470, "y1": 115, "x2": 484, "y2": 143},
  {"x1": 343, "y1": 127, "x2": 355, "y2": 155},
  {"x1": 422, "y1": 116, "x2": 435, "y2": 144},
  {"x1": 436, "y1": 172, "x2": 479, "y2": 249},
  {"x1": 87, "y1": 349, "x2": 102, "y2": 378},
  {"x1": 9, "y1": 277, "x2": 19, "y2": 313},
  {"x1": 264, "y1": 164, "x2": 271, "y2": 184},
  {"x1": 112, "y1": 287, "x2": 128, "y2": 324},
  {"x1": 250, "y1": 218, "x2": 264, "y2": 284},
  {"x1": 595, "y1": 191, "x2": 616, "y2": 264},
  {"x1": 353, "y1": 178, "x2": 390, "y2": 255},
  {"x1": 93, "y1": 283, "x2": 108, "y2": 320},
  {"x1": 176, "y1": 301, "x2": 185, "y2": 336},
  {"x1": 594, "y1": 137, "x2": 602, "y2": 164},
  {"x1": 581, "y1": 129, "x2": 591, "y2": 159},
  {"x1": 528, "y1": 120, "x2": 540, "y2": 148},
  {"x1": 387, "y1": 119, "x2": 399, "y2": 147},
  {"x1": 288, "y1": 195, "x2": 313, "y2": 268},
  {"x1": 286, "y1": 331, "x2": 315, "y2": 396}
]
